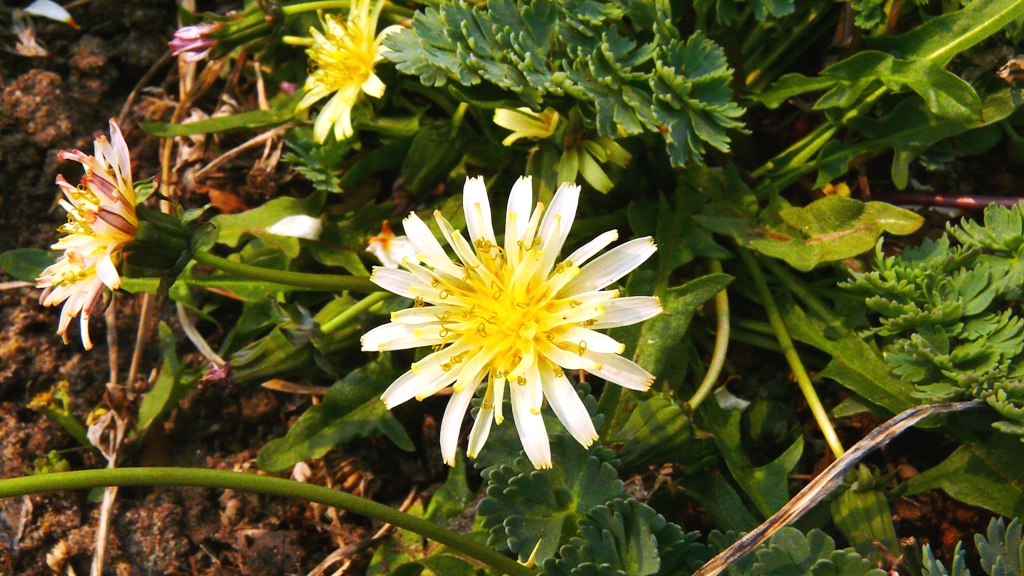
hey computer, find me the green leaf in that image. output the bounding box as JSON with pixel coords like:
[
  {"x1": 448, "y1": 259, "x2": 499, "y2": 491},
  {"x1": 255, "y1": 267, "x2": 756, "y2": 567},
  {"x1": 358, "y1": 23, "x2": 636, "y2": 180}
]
[
  {"x1": 680, "y1": 473, "x2": 760, "y2": 533},
  {"x1": 873, "y1": 0, "x2": 1024, "y2": 66},
  {"x1": 699, "y1": 196, "x2": 923, "y2": 272},
  {"x1": 694, "y1": 0, "x2": 795, "y2": 23},
  {"x1": 608, "y1": 394, "x2": 692, "y2": 469},
  {"x1": 478, "y1": 435, "x2": 625, "y2": 564},
  {"x1": 140, "y1": 93, "x2": 301, "y2": 137},
  {"x1": 778, "y1": 296, "x2": 918, "y2": 414},
  {"x1": 905, "y1": 433, "x2": 1024, "y2": 518},
  {"x1": 649, "y1": 30, "x2": 746, "y2": 166},
  {"x1": 136, "y1": 323, "x2": 193, "y2": 437},
  {"x1": 922, "y1": 543, "x2": 970, "y2": 576},
  {"x1": 830, "y1": 466, "x2": 899, "y2": 560},
  {"x1": 811, "y1": 90, "x2": 1023, "y2": 190},
  {"x1": 752, "y1": 73, "x2": 838, "y2": 109},
  {"x1": 211, "y1": 190, "x2": 326, "y2": 248},
  {"x1": 634, "y1": 273, "x2": 733, "y2": 378},
  {"x1": 976, "y1": 516, "x2": 1024, "y2": 576},
  {"x1": 384, "y1": 0, "x2": 744, "y2": 167},
  {"x1": 541, "y1": 498, "x2": 665, "y2": 576},
  {"x1": 0, "y1": 248, "x2": 58, "y2": 282},
  {"x1": 698, "y1": 398, "x2": 804, "y2": 517},
  {"x1": 750, "y1": 528, "x2": 887, "y2": 576},
  {"x1": 819, "y1": 51, "x2": 981, "y2": 122},
  {"x1": 256, "y1": 357, "x2": 413, "y2": 472},
  {"x1": 400, "y1": 119, "x2": 467, "y2": 197}
]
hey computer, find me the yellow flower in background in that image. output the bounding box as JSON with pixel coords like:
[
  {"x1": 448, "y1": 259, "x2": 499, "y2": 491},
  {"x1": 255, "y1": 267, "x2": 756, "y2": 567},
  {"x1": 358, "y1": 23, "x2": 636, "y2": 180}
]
[
  {"x1": 297, "y1": 0, "x2": 400, "y2": 143},
  {"x1": 36, "y1": 119, "x2": 138, "y2": 350},
  {"x1": 362, "y1": 177, "x2": 662, "y2": 468},
  {"x1": 493, "y1": 108, "x2": 561, "y2": 146}
]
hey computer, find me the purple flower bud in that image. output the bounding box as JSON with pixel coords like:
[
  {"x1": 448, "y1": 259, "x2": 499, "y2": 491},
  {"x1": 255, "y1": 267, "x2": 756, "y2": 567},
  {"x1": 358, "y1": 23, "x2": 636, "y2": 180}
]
[{"x1": 168, "y1": 23, "x2": 224, "y2": 62}]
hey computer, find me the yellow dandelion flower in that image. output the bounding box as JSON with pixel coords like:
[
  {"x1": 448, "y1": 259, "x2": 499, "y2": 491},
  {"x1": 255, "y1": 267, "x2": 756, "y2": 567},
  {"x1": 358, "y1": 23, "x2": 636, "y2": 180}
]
[
  {"x1": 493, "y1": 108, "x2": 561, "y2": 146},
  {"x1": 362, "y1": 177, "x2": 662, "y2": 469},
  {"x1": 296, "y1": 0, "x2": 400, "y2": 143},
  {"x1": 36, "y1": 119, "x2": 138, "y2": 350}
]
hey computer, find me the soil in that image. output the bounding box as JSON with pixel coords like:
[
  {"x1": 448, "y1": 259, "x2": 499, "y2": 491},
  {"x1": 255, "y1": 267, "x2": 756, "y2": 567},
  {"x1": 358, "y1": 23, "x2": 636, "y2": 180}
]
[{"x1": 0, "y1": 2, "x2": 1010, "y2": 576}]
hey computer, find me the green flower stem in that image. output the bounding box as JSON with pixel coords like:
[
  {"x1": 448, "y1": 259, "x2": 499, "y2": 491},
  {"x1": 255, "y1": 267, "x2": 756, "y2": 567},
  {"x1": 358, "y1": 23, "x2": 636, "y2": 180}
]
[
  {"x1": 282, "y1": 35, "x2": 315, "y2": 46},
  {"x1": 321, "y1": 291, "x2": 391, "y2": 334},
  {"x1": 732, "y1": 317, "x2": 775, "y2": 336},
  {"x1": 758, "y1": 257, "x2": 843, "y2": 327},
  {"x1": 192, "y1": 250, "x2": 381, "y2": 293},
  {"x1": 281, "y1": 0, "x2": 415, "y2": 19},
  {"x1": 730, "y1": 328, "x2": 783, "y2": 352},
  {"x1": 688, "y1": 259, "x2": 731, "y2": 411},
  {"x1": 739, "y1": 248, "x2": 846, "y2": 459},
  {"x1": 0, "y1": 467, "x2": 536, "y2": 576}
]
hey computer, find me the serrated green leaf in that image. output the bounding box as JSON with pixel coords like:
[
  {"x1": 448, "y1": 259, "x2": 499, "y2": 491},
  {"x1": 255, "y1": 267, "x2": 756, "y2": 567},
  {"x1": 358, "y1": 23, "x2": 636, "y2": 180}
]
[
  {"x1": 750, "y1": 528, "x2": 887, "y2": 576},
  {"x1": 542, "y1": 498, "x2": 664, "y2": 576},
  {"x1": 975, "y1": 516, "x2": 1023, "y2": 576},
  {"x1": 478, "y1": 435, "x2": 625, "y2": 564},
  {"x1": 0, "y1": 248, "x2": 58, "y2": 283}
]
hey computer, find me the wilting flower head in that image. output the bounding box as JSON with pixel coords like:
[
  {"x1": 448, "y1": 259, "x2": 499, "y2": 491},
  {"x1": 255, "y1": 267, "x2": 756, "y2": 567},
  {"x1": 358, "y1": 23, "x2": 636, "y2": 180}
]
[
  {"x1": 169, "y1": 23, "x2": 224, "y2": 63},
  {"x1": 493, "y1": 108, "x2": 561, "y2": 146},
  {"x1": 362, "y1": 177, "x2": 662, "y2": 468},
  {"x1": 366, "y1": 221, "x2": 416, "y2": 268},
  {"x1": 36, "y1": 119, "x2": 138, "y2": 350},
  {"x1": 296, "y1": 0, "x2": 400, "y2": 143}
]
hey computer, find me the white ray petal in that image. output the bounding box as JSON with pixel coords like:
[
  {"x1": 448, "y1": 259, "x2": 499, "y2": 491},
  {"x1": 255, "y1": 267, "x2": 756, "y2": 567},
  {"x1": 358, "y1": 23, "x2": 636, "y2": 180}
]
[
  {"x1": 467, "y1": 405, "x2": 493, "y2": 459},
  {"x1": 536, "y1": 183, "x2": 580, "y2": 274},
  {"x1": 361, "y1": 322, "x2": 431, "y2": 351},
  {"x1": 581, "y1": 350, "x2": 655, "y2": 391},
  {"x1": 541, "y1": 369, "x2": 598, "y2": 448},
  {"x1": 370, "y1": 267, "x2": 423, "y2": 298},
  {"x1": 441, "y1": 373, "x2": 483, "y2": 465},
  {"x1": 535, "y1": 339, "x2": 602, "y2": 371},
  {"x1": 555, "y1": 326, "x2": 625, "y2": 354},
  {"x1": 381, "y1": 368, "x2": 456, "y2": 408},
  {"x1": 589, "y1": 296, "x2": 664, "y2": 329},
  {"x1": 565, "y1": 230, "x2": 618, "y2": 268},
  {"x1": 559, "y1": 237, "x2": 657, "y2": 296},
  {"x1": 505, "y1": 176, "x2": 533, "y2": 247},
  {"x1": 402, "y1": 213, "x2": 463, "y2": 277},
  {"x1": 390, "y1": 306, "x2": 457, "y2": 325},
  {"x1": 463, "y1": 176, "x2": 495, "y2": 244},
  {"x1": 509, "y1": 374, "x2": 551, "y2": 469}
]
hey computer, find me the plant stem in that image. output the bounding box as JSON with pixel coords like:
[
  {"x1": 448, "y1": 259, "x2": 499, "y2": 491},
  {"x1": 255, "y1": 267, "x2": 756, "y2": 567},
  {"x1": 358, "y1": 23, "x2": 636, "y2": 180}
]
[
  {"x1": 281, "y1": 0, "x2": 415, "y2": 19},
  {"x1": 689, "y1": 260, "x2": 731, "y2": 410},
  {"x1": 281, "y1": 35, "x2": 314, "y2": 46},
  {"x1": 758, "y1": 257, "x2": 842, "y2": 327},
  {"x1": 321, "y1": 292, "x2": 391, "y2": 333},
  {"x1": 192, "y1": 250, "x2": 381, "y2": 293},
  {"x1": 0, "y1": 467, "x2": 536, "y2": 576},
  {"x1": 739, "y1": 248, "x2": 845, "y2": 459}
]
